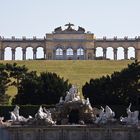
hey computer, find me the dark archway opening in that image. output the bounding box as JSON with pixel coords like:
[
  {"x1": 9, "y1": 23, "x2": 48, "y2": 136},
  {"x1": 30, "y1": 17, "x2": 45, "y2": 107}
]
[{"x1": 69, "y1": 109, "x2": 79, "y2": 124}]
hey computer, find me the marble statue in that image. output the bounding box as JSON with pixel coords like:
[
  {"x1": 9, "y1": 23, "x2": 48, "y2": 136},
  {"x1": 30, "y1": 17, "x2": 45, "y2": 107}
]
[
  {"x1": 0, "y1": 117, "x2": 11, "y2": 127},
  {"x1": 10, "y1": 105, "x2": 27, "y2": 122},
  {"x1": 65, "y1": 85, "x2": 80, "y2": 102},
  {"x1": 10, "y1": 112, "x2": 17, "y2": 122},
  {"x1": 105, "y1": 105, "x2": 115, "y2": 119},
  {"x1": 0, "y1": 117, "x2": 4, "y2": 125},
  {"x1": 35, "y1": 106, "x2": 48, "y2": 119},
  {"x1": 35, "y1": 106, "x2": 55, "y2": 125},
  {"x1": 3, "y1": 86, "x2": 139, "y2": 127},
  {"x1": 95, "y1": 105, "x2": 115, "y2": 124},
  {"x1": 59, "y1": 97, "x2": 64, "y2": 104},
  {"x1": 120, "y1": 103, "x2": 139, "y2": 125},
  {"x1": 85, "y1": 98, "x2": 93, "y2": 111}
]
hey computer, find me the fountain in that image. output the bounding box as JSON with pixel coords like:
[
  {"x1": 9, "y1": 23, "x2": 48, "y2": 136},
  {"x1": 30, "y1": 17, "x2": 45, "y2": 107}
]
[{"x1": 0, "y1": 85, "x2": 140, "y2": 140}]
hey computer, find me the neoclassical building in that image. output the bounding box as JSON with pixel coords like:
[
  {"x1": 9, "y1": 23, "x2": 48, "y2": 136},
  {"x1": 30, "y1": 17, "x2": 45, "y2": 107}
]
[{"x1": 0, "y1": 23, "x2": 140, "y2": 60}]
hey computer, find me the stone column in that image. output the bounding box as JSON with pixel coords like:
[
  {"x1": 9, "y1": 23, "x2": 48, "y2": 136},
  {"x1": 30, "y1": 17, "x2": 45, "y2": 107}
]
[
  {"x1": 113, "y1": 48, "x2": 117, "y2": 60},
  {"x1": 12, "y1": 48, "x2": 15, "y2": 60},
  {"x1": 63, "y1": 50, "x2": 66, "y2": 60},
  {"x1": 33, "y1": 49, "x2": 37, "y2": 60},
  {"x1": 0, "y1": 49, "x2": 4, "y2": 60},
  {"x1": 22, "y1": 48, "x2": 26, "y2": 60},
  {"x1": 84, "y1": 49, "x2": 87, "y2": 60},
  {"x1": 135, "y1": 41, "x2": 140, "y2": 60},
  {"x1": 135, "y1": 49, "x2": 137, "y2": 59},
  {"x1": 43, "y1": 49, "x2": 46, "y2": 59},
  {"x1": 124, "y1": 48, "x2": 128, "y2": 60},
  {"x1": 103, "y1": 48, "x2": 107, "y2": 59},
  {"x1": 53, "y1": 50, "x2": 55, "y2": 60},
  {"x1": 93, "y1": 48, "x2": 96, "y2": 59},
  {"x1": 73, "y1": 49, "x2": 77, "y2": 60}
]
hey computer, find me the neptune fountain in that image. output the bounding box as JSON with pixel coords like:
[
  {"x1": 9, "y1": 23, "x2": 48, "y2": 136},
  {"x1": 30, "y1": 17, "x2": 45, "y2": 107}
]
[{"x1": 0, "y1": 85, "x2": 140, "y2": 140}]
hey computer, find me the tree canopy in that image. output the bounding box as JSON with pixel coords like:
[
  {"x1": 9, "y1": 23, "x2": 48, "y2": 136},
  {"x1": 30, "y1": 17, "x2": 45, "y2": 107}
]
[
  {"x1": 12, "y1": 71, "x2": 71, "y2": 105},
  {"x1": 0, "y1": 63, "x2": 71, "y2": 105},
  {"x1": 0, "y1": 63, "x2": 11, "y2": 105},
  {"x1": 82, "y1": 60, "x2": 140, "y2": 106}
]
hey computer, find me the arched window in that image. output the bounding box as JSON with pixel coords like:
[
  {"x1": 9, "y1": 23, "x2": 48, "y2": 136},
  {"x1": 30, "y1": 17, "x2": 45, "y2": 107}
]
[
  {"x1": 67, "y1": 48, "x2": 73, "y2": 55},
  {"x1": 56, "y1": 48, "x2": 63, "y2": 55},
  {"x1": 77, "y1": 48, "x2": 84, "y2": 55}
]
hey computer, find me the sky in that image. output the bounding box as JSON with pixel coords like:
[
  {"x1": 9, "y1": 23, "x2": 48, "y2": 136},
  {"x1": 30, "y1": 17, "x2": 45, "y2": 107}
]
[
  {"x1": 0, "y1": 0, "x2": 139, "y2": 60},
  {"x1": 0, "y1": 0, "x2": 140, "y2": 38}
]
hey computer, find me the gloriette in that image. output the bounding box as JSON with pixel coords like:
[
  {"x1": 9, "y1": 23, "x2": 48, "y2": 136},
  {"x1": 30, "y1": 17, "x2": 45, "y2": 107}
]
[{"x1": 0, "y1": 23, "x2": 140, "y2": 60}]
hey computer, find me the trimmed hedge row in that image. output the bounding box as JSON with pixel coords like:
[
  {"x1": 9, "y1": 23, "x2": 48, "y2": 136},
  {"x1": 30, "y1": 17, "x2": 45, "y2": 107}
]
[{"x1": 0, "y1": 105, "x2": 139, "y2": 120}]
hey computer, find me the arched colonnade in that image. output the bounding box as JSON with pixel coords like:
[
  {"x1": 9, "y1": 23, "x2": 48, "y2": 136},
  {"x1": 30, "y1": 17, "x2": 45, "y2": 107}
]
[{"x1": 2, "y1": 46, "x2": 136, "y2": 60}]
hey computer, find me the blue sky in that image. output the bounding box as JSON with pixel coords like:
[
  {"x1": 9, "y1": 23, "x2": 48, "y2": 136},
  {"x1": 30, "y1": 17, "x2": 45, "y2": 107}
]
[{"x1": 0, "y1": 0, "x2": 140, "y2": 38}]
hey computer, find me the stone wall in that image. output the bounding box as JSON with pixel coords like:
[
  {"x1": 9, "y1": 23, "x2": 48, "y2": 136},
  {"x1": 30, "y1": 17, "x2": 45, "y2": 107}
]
[{"x1": 0, "y1": 125, "x2": 140, "y2": 140}]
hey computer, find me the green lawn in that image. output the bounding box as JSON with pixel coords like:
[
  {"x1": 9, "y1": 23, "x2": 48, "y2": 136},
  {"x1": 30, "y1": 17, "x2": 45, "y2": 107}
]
[{"x1": 0, "y1": 60, "x2": 133, "y2": 97}]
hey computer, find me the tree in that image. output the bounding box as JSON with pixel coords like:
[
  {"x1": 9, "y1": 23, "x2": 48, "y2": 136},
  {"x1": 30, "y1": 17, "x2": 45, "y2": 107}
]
[
  {"x1": 12, "y1": 71, "x2": 71, "y2": 105},
  {"x1": 0, "y1": 63, "x2": 11, "y2": 105},
  {"x1": 5, "y1": 63, "x2": 28, "y2": 90},
  {"x1": 82, "y1": 60, "x2": 140, "y2": 106},
  {"x1": 0, "y1": 63, "x2": 28, "y2": 105}
]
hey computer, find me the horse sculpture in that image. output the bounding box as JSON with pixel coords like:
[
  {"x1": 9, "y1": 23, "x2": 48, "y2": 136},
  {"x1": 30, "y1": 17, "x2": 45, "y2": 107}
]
[
  {"x1": 95, "y1": 105, "x2": 115, "y2": 124},
  {"x1": 120, "y1": 103, "x2": 139, "y2": 125}
]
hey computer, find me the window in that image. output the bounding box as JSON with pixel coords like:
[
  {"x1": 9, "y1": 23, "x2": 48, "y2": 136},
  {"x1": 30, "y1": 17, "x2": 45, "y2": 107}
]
[
  {"x1": 77, "y1": 48, "x2": 84, "y2": 55},
  {"x1": 67, "y1": 48, "x2": 73, "y2": 55},
  {"x1": 56, "y1": 48, "x2": 63, "y2": 55}
]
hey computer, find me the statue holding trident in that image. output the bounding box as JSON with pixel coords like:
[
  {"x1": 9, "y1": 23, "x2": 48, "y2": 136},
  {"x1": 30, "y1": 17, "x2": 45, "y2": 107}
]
[{"x1": 65, "y1": 23, "x2": 74, "y2": 30}]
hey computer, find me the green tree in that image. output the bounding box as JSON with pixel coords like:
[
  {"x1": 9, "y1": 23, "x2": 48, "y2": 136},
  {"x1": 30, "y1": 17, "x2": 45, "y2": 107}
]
[
  {"x1": 12, "y1": 71, "x2": 71, "y2": 105},
  {"x1": 82, "y1": 60, "x2": 140, "y2": 106},
  {"x1": 5, "y1": 63, "x2": 28, "y2": 90},
  {"x1": 0, "y1": 63, "x2": 11, "y2": 105}
]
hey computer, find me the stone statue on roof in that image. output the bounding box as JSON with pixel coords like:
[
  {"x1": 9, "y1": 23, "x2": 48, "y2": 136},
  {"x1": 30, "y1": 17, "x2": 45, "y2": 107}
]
[
  {"x1": 65, "y1": 23, "x2": 74, "y2": 30},
  {"x1": 54, "y1": 26, "x2": 62, "y2": 32}
]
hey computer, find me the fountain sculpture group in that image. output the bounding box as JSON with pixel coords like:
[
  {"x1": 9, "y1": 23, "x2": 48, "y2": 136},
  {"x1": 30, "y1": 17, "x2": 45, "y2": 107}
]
[
  {"x1": 0, "y1": 85, "x2": 140, "y2": 140},
  {"x1": 0, "y1": 85, "x2": 138, "y2": 126}
]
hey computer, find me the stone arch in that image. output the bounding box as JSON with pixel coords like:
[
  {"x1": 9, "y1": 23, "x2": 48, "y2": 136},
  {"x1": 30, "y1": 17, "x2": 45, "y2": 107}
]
[
  {"x1": 15, "y1": 47, "x2": 22, "y2": 60},
  {"x1": 128, "y1": 47, "x2": 135, "y2": 59},
  {"x1": 106, "y1": 47, "x2": 114, "y2": 60},
  {"x1": 95, "y1": 47, "x2": 103, "y2": 58},
  {"x1": 4, "y1": 47, "x2": 12, "y2": 60},
  {"x1": 36, "y1": 46, "x2": 44, "y2": 59},
  {"x1": 26, "y1": 47, "x2": 33, "y2": 60},
  {"x1": 117, "y1": 47, "x2": 124, "y2": 60}
]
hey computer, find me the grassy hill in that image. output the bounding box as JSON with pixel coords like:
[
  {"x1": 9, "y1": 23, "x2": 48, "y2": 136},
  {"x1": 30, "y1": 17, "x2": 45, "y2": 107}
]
[{"x1": 0, "y1": 60, "x2": 133, "y2": 98}]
